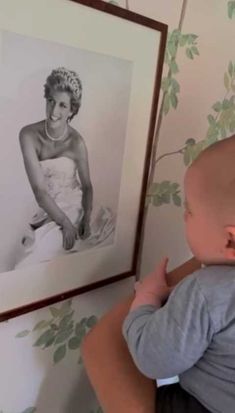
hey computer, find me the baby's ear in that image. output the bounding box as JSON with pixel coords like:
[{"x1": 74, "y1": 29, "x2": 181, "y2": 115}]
[{"x1": 224, "y1": 226, "x2": 235, "y2": 260}]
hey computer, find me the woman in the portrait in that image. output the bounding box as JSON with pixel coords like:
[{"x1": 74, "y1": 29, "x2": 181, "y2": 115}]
[{"x1": 16, "y1": 67, "x2": 114, "y2": 268}]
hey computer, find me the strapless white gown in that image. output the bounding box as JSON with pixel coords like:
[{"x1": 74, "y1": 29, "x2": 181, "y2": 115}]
[{"x1": 15, "y1": 157, "x2": 115, "y2": 269}]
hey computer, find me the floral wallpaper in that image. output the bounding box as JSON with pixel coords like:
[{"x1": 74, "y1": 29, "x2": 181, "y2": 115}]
[
  {"x1": 16, "y1": 299, "x2": 97, "y2": 365},
  {"x1": 0, "y1": 280, "x2": 131, "y2": 412}
]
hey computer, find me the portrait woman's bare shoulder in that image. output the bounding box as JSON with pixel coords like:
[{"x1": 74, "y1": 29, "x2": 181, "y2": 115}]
[
  {"x1": 68, "y1": 128, "x2": 87, "y2": 161},
  {"x1": 19, "y1": 121, "x2": 44, "y2": 156}
]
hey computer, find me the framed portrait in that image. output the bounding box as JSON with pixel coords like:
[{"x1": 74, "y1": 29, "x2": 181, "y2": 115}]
[{"x1": 0, "y1": 0, "x2": 167, "y2": 320}]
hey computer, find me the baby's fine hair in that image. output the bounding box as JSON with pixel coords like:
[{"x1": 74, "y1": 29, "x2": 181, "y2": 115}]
[{"x1": 44, "y1": 67, "x2": 82, "y2": 121}]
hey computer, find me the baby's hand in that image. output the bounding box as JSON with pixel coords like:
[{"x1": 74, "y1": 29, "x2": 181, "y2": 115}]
[{"x1": 130, "y1": 257, "x2": 172, "y2": 311}]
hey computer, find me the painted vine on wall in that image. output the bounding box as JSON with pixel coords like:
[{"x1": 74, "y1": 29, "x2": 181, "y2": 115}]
[
  {"x1": 146, "y1": 28, "x2": 200, "y2": 208},
  {"x1": 110, "y1": 1, "x2": 235, "y2": 210},
  {"x1": 16, "y1": 299, "x2": 98, "y2": 364},
  {"x1": 147, "y1": 59, "x2": 235, "y2": 207},
  {"x1": 147, "y1": 26, "x2": 200, "y2": 207},
  {"x1": 106, "y1": 1, "x2": 197, "y2": 214},
  {"x1": 228, "y1": 1, "x2": 235, "y2": 18},
  {"x1": 15, "y1": 306, "x2": 103, "y2": 410},
  {"x1": 147, "y1": 1, "x2": 235, "y2": 209},
  {"x1": 16, "y1": 300, "x2": 103, "y2": 412}
]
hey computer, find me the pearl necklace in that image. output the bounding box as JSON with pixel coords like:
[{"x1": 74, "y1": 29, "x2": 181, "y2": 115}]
[{"x1": 44, "y1": 120, "x2": 68, "y2": 142}]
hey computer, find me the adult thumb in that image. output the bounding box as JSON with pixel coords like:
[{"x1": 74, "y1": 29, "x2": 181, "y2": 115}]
[{"x1": 156, "y1": 257, "x2": 169, "y2": 278}]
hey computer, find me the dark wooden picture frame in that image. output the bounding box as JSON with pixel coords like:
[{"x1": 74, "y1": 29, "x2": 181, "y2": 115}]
[{"x1": 0, "y1": 0, "x2": 167, "y2": 321}]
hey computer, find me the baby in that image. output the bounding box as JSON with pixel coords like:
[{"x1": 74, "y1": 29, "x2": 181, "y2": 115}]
[{"x1": 123, "y1": 136, "x2": 235, "y2": 413}]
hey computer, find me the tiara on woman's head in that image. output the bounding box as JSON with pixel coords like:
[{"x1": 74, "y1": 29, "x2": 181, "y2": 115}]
[{"x1": 51, "y1": 67, "x2": 82, "y2": 99}]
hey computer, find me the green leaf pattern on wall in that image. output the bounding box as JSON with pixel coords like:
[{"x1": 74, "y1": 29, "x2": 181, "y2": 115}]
[
  {"x1": 147, "y1": 26, "x2": 200, "y2": 208},
  {"x1": 228, "y1": 1, "x2": 235, "y2": 18},
  {"x1": 108, "y1": 0, "x2": 234, "y2": 210},
  {"x1": 183, "y1": 61, "x2": 235, "y2": 166},
  {"x1": 145, "y1": 0, "x2": 235, "y2": 212},
  {"x1": 162, "y1": 30, "x2": 199, "y2": 115},
  {"x1": 16, "y1": 299, "x2": 98, "y2": 364},
  {"x1": 146, "y1": 181, "x2": 181, "y2": 207},
  {"x1": 151, "y1": 58, "x2": 235, "y2": 207}
]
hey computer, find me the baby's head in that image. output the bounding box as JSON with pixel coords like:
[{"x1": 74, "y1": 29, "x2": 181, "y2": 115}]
[{"x1": 184, "y1": 135, "x2": 235, "y2": 265}]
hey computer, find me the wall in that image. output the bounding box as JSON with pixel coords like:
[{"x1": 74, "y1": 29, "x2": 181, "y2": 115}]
[
  {"x1": 139, "y1": 0, "x2": 235, "y2": 274},
  {"x1": 0, "y1": 1, "x2": 235, "y2": 412},
  {"x1": 0, "y1": 278, "x2": 133, "y2": 413}
]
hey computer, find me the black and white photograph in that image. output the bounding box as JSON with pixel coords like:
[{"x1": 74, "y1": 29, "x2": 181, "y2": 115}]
[
  {"x1": 0, "y1": 0, "x2": 166, "y2": 318},
  {"x1": 0, "y1": 30, "x2": 133, "y2": 273}
]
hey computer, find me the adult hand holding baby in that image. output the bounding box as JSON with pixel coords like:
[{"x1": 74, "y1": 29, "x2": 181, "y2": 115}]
[{"x1": 130, "y1": 257, "x2": 173, "y2": 311}]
